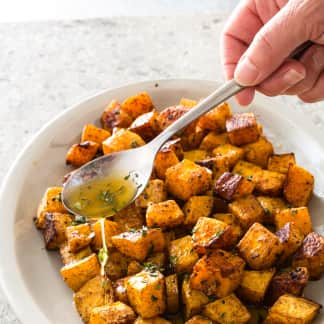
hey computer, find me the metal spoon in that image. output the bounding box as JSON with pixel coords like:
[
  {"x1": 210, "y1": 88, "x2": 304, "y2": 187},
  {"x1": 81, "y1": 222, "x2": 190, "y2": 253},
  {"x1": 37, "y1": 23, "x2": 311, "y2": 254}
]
[{"x1": 63, "y1": 42, "x2": 313, "y2": 218}]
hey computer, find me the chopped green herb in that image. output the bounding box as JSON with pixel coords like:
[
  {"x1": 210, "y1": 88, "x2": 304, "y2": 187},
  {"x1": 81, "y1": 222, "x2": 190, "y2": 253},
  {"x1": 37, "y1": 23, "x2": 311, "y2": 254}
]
[
  {"x1": 155, "y1": 283, "x2": 161, "y2": 290},
  {"x1": 292, "y1": 209, "x2": 298, "y2": 215},
  {"x1": 102, "y1": 279, "x2": 108, "y2": 289},
  {"x1": 151, "y1": 295, "x2": 158, "y2": 302},
  {"x1": 71, "y1": 215, "x2": 87, "y2": 226},
  {"x1": 169, "y1": 255, "x2": 178, "y2": 265},
  {"x1": 213, "y1": 230, "x2": 224, "y2": 239},
  {"x1": 98, "y1": 247, "x2": 109, "y2": 267},
  {"x1": 131, "y1": 140, "x2": 139, "y2": 148},
  {"x1": 264, "y1": 208, "x2": 271, "y2": 217},
  {"x1": 51, "y1": 192, "x2": 62, "y2": 202},
  {"x1": 246, "y1": 175, "x2": 253, "y2": 181},
  {"x1": 141, "y1": 226, "x2": 148, "y2": 237}
]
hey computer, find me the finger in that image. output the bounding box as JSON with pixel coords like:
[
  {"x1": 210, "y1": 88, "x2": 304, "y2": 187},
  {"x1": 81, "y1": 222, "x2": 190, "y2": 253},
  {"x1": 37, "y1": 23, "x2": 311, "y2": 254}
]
[
  {"x1": 298, "y1": 72, "x2": 324, "y2": 103},
  {"x1": 235, "y1": 88, "x2": 255, "y2": 106},
  {"x1": 257, "y1": 59, "x2": 306, "y2": 96},
  {"x1": 234, "y1": 1, "x2": 311, "y2": 86},
  {"x1": 285, "y1": 45, "x2": 324, "y2": 95}
]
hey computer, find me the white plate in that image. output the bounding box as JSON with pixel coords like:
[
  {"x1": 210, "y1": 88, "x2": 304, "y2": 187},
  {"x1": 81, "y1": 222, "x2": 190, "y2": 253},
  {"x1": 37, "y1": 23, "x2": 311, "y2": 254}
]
[{"x1": 0, "y1": 79, "x2": 323, "y2": 324}]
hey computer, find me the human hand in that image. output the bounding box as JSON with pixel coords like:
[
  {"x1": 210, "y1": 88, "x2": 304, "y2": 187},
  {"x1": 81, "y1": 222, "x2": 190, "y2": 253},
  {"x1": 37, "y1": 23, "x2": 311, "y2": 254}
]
[{"x1": 221, "y1": 0, "x2": 324, "y2": 105}]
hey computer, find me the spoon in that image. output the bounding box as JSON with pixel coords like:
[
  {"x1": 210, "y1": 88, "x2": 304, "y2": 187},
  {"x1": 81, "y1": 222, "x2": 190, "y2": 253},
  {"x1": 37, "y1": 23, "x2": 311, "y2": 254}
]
[{"x1": 63, "y1": 42, "x2": 313, "y2": 218}]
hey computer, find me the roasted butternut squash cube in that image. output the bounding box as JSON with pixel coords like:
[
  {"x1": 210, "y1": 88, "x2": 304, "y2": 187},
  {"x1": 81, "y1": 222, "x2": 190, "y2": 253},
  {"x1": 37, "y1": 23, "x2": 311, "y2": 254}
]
[
  {"x1": 66, "y1": 223, "x2": 93, "y2": 253},
  {"x1": 59, "y1": 244, "x2": 92, "y2": 265},
  {"x1": 113, "y1": 203, "x2": 144, "y2": 232},
  {"x1": 213, "y1": 213, "x2": 243, "y2": 241},
  {"x1": 35, "y1": 187, "x2": 67, "y2": 229},
  {"x1": 154, "y1": 147, "x2": 179, "y2": 180},
  {"x1": 101, "y1": 99, "x2": 133, "y2": 131},
  {"x1": 226, "y1": 112, "x2": 260, "y2": 146},
  {"x1": 129, "y1": 110, "x2": 160, "y2": 141},
  {"x1": 91, "y1": 219, "x2": 121, "y2": 251},
  {"x1": 213, "y1": 144, "x2": 244, "y2": 169},
  {"x1": 199, "y1": 132, "x2": 229, "y2": 151},
  {"x1": 274, "y1": 207, "x2": 312, "y2": 236},
  {"x1": 254, "y1": 170, "x2": 286, "y2": 196},
  {"x1": 127, "y1": 260, "x2": 142, "y2": 276},
  {"x1": 183, "y1": 149, "x2": 208, "y2": 162},
  {"x1": 265, "y1": 267, "x2": 309, "y2": 306},
  {"x1": 42, "y1": 212, "x2": 72, "y2": 250},
  {"x1": 157, "y1": 105, "x2": 190, "y2": 130},
  {"x1": 135, "y1": 317, "x2": 171, "y2": 324},
  {"x1": 232, "y1": 160, "x2": 262, "y2": 180},
  {"x1": 236, "y1": 268, "x2": 276, "y2": 304},
  {"x1": 214, "y1": 172, "x2": 255, "y2": 201},
  {"x1": 179, "y1": 97, "x2": 198, "y2": 108},
  {"x1": 283, "y1": 164, "x2": 314, "y2": 207},
  {"x1": 237, "y1": 223, "x2": 283, "y2": 270},
  {"x1": 185, "y1": 316, "x2": 211, "y2": 324},
  {"x1": 146, "y1": 252, "x2": 166, "y2": 270},
  {"x1": 89, "y1": 302, "x2": 136, "y2": 324},
  {"x1": 228, "y1": 195, "x2": 264, "y2": 230},
  {"x1": 263, "y1": 294, "x2": 320, "y2": 324},
  {"x1": 126, "y1": 270, "x2": 166, "y2": 318},
  {"x1": 180, "y1": 128, "x2": 206, "y2": 151},
  {"x1": 74, "y1": 275, "x2": 114, "y2": 323},
  {"x1": 293, "y1": 232, "x2": 324, "y2": 279},
  {"x1": 243, "y1": 136, "x2": 274, "y2": 168},
  {"x1": 190, "y1": 250, "x2": 245, "y2": 297},
  {"x1": 276, "y1": 222, "x2": 305, "y2": 263},
  {"x1": 136, "y1": 179, "x2": 167, "y2": 208},
  {"x1": 165, "y1": 274, "x2": 179, "y2": 314},
  {"x1": 146, "y1": 200, "x2": 184, "y2": 229},
  {"x1": 121, "y1": 92, "x2": 153, "y2": 119},
  {"x1": 183, "y1": 196, "x2": 214, "y2": 226},
  {"x1": 161, "y1": 138, "x2": 184, "y2": 159},
  {"x1": 111, "y1": 227, "x2": 165, "y2": 262},
  {"x1": 105, "y1": 250, "x2": 130, "y2": 280},
  {"x1": 81, "y1": 124, "x2": 111, "y2": 144},
  {"x1": 197, "y1": 102, "x2": 232, "y2": 132},
  {"x1": 196, "y1": 155, "x2": 230, "y2": 180},
  {"x1": 60, "y1": 253, "x2": 100, "y2": 291},
  {"x1": 182, "y1": 276, "x2": 209, "y2": 319},
  {"x1": 192, "y1": 217, "x2": 235, "y2": 253},
  {"x1": 66, "y1": 141, "x2": 99, "y2": 167},
  {"x1": 165, "y1": 159, "x2": 212, "y2": 200},
  {"x1": 102, "y1": 129, "x2": 145, "y2": 154},
  {"x1": 169, "y1": 235, "x2": 199, "y2": 273},
  {"x1": 202, "y1": 293, "x2": 251, "y2": 323},
  {"x1": 268, "y1": 153, "x2": 296, "y2": 174},
  {"x1": 256, "y1": 196, "x2": 287, "y2": 224},
  {"x1": 113, "y1": 277, "x2": 129, "y2": 304}
]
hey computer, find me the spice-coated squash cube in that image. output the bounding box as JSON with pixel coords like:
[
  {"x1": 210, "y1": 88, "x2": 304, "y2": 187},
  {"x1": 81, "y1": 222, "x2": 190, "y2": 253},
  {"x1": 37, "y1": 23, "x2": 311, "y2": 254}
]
[
  {"x1": 59, "y1": 244, "x2": 92, "y2": 265},
  {"x1": 183, "y1": 149, "x2": 208, "y2": 162},
  {"x1": 182, "y1": 276, "x2": 209, "y2": 319},
  {"x1": 66, "y1": 223, "x2": 93, "y2": 253},
  {"x1": 157, "y1": 105, "x2": 190, "y2": 130},
  {"x1": 102, "y1": 129, "x2": 145, "y2": 154},
  {"x1": 226, "y1": 112, "x2": 260, "y2": 146},
  {"x1": 126, "y1": 270, "x2": 166, "y2": 318},
  {"x1": 236, "y1": 268, "x2": 276, "y2": 304},
  {"x1": 60, "y1": 253, "x2": 100, "y2": 291},
  {"x1": 265, "y1": 267, "x2": 309, "y2": 306},
  {"x1": 91, "y1": 219, "x2": 121, "y2": 251},
  {"x1": 228, "y1": 195, "x2": 264, "y2": 230},
  {"x1": 42, "y1": 212, "x2": 72, "y2": 250},
  {"x1": 267, "y1": 153, "x2": 296, "y2": 174},
  {"x1": 101, "y1": 99, "x2": 133, "y2": 131},
  {"x1": 66, "y1": 141, "x2": 99, "y2": 167},
  {"x1": 154, "y1": 147, "x2": 179, "y2": 180},
  {"x1": 88, "y1": 302, "x2": 136, "y2": 324},
  {"x1": 199, "y1": 131, "x2": 229, "y2": 151},
  {"x1": 185, "y1": 316, "x2": 211, "y2": 324},
  {"x1": 135, "y1": 317, "x2": 171, "y2": 324},
  {"x1": 283, "y1": 164, "x2": 314, "y2": 207},
  {"x1": 160, "y1": 138, "x2": 184, "y2": 159},
  {"x1": 35, "y1": 187, "x2": 67, "y2": 229},
  {"x1": 121, "y1": 92, "x2": 153, "y2": 119},
  {"x1": 136, "y1": 179, "x2": 167, "y2": 208},
  {"x1": 190, "y1": 250, "x2": 245, "y2": 297},
  {"x1": 169, "y1": 235, "x2": 199, "y2": 273},
  {"x1": 183, "y1": 196, "x2": 214, "y2": 226},
  {"x1": 254, "y1": 169, "x2": 286, "y2": 196},
  {"x1": 202, "y1": 293, "x2": 251, "y2": 323},
  {"x1": 127, "y1": 260, "x2": 142, "y2": 276},
  {"x1": 237, "y1": 223, "x2": 283, "y2": 270},
  {"x1": 276, "y1": 222, "x2": 305, "y2": 263},
  {"x1": 146, "y1": 252, "x2": 166, "y2": 270},
  {"x1": 274, "y1": 207, "x2": 312, "y2": 236},
  {"x1": 293, "y1": 232, "x2": 324, "y2": 279},
  {"x1": 81, "y1": 124, "x2": 111, "y2": 144},
  {"x1": 263, "y1": 294, "x2": 320, "y2": 324},
  {"x1": 113, "y1": 277, "x2": 130, "y2": 304},
  {"x1": 179, "y1": 97, "x2": 198, "y2": 108},
  {"x1": 165, "y1": 274, "x2": 179, "y2": 314},
  {"x1": 165, "y1": 159, "x2": 212, "y2": 200},
  {"x1": 192, "y1": 217, "x2": 235, "y2": 253},
  {"x1": 243, "y1": 136, "x2": 274, "y2": 168},
  {"x1": 180, "y1": 128, "x2": 206, "y2": 151},
  {"x1": 212, "y1": 144, "x2": 244, "y2": 169},
  {"x1": 146, "y1": 200, "x2": 184, "y2": 229},
  {"x1": 232, "y1": 160, "x2": 262, "y2": 180},
  {"x1": 111, "y1": 227, "x2": 165, "y2": 262},
  {"x1": 113, "y1": 203, "x2": 144, "y2": 232},
  {"x1": 213, "y1": 213, "x2": 243, "y2": 242},
  {"x1": 73, "y1": 275, "x2": 114, "y2": 323},
  {"x1": 105, "y1": 250, "x2": 130, "y2": 280},
  {"x1": 128, "y1": 110, "x2": 160, "y2": 141},
  {"x1": 195, "y1": 155, "x2": 230, "y2": 179},
  {"x1": 197, "y1": 102, "x2": 232, "y2": 132},
  {"x1": 256, "y1": 196, "x2": 287, "y2": 224},
  {"x1": 214, "y1": 172, "x2": 255, "y2": 201}
]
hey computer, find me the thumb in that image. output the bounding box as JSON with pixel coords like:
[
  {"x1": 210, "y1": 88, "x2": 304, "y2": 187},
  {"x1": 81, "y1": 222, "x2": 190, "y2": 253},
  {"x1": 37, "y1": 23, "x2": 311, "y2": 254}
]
[{"x1": 234, "y1": 2, "x2": 309, "y2": 86}]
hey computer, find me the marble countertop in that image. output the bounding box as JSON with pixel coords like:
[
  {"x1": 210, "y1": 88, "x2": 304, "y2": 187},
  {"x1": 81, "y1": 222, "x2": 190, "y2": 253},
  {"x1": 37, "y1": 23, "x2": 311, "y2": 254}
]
[{"x1": 0, "y1": 14, "x2": 323, "y2": 324}]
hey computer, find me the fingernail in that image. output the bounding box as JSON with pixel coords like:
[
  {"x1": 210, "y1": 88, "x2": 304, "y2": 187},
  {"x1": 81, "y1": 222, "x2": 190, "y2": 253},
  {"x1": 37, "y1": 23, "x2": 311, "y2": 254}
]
[
  {"x1": 282, "y1": 69, "x2": 305, "y2": 86},
  {"x1": 234, "y1": 57, "x2": 259, "y2": 86}
]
